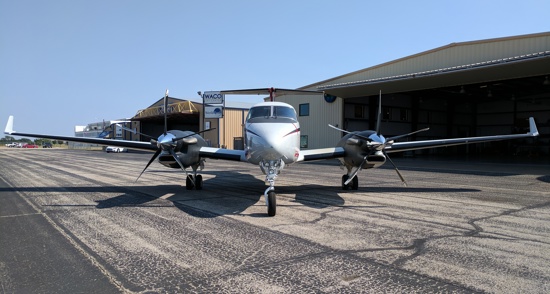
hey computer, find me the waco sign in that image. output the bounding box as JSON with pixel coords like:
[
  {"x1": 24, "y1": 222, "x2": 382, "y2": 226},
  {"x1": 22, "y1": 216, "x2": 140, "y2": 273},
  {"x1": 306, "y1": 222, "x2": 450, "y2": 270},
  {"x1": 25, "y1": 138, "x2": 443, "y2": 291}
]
[{"x1": 202, "y1": 91, "x2": 224, "y2": 104}]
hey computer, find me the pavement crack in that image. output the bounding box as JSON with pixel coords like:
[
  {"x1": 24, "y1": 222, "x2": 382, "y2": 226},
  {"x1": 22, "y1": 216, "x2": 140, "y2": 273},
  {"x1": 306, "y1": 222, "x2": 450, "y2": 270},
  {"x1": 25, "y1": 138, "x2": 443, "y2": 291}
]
[{"x1": 466, "y1": 200, "x2": 550, "y2": 237}]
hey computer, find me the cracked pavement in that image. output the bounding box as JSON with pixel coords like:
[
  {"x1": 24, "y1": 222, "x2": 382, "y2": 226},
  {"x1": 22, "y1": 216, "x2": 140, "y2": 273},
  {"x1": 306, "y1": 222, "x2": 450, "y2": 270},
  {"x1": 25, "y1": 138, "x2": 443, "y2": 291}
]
[{"x1": 1, "y1": 149, "x2": 549, "y2": 293}]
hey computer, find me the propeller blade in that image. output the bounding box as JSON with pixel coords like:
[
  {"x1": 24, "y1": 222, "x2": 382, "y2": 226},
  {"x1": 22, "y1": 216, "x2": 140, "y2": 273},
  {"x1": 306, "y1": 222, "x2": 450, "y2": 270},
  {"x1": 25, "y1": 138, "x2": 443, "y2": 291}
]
[
  {"x1": 387, "y1": 127, "x2": 430, "y2": 142},
  {"x1": 164, "y1": 89, "x2": 169, "y2": 136},
  {"x1": 171, "y1": 128, "x2": 216, "y2": 142},
  {"x1": 376, "y1": 90, "x2": 382, "y2": 135},
  {"x1": 384, "y1": 152, "x2": 407, "y2": 186},
  {"x1": 116, "y1": 124, "x2": 157, "y2": 140},
  {"x1": 344, "y1": 156, "x2": 367, "y2": 185},
  {"x1": 329, "y1": 124, "x2": 372, "y2": 142},
  {"x1": 135, "y1": 149, "x2": 161, "y2": 182}
]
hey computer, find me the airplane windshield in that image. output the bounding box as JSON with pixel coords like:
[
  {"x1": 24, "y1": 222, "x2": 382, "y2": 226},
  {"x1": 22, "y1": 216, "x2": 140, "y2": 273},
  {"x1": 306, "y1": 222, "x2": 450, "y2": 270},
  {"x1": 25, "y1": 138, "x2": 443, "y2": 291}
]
[
  {"x1": 246, "y1": 105, "x2": 297, "y2": 121},
  {"x1": 247, "y1": 106, "x2": 271, "y2": 119},
  {"x1": 273, "y1": 106, "x2": 297, "y2": 119}
]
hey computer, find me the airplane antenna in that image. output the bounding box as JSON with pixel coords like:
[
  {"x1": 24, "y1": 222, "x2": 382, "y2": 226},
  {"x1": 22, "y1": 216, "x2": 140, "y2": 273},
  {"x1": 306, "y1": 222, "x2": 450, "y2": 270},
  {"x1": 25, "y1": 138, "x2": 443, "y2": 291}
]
[
  {"x1": 164, "y1": 89, "x2": 169, "y2": 135},
  {"x1": 269, "y1": 87, "x2": 274, "y2": 102},
  {"x1": 375, "y1": 90, "x2": 382, "y2": 135}
]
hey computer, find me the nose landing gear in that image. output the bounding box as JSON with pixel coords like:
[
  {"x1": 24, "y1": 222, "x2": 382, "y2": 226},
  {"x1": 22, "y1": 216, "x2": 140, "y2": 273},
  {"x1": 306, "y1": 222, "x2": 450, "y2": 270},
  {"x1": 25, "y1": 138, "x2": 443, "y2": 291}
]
[{"x1": 261, "y1": 160, "x2": 284, "y2": 216}]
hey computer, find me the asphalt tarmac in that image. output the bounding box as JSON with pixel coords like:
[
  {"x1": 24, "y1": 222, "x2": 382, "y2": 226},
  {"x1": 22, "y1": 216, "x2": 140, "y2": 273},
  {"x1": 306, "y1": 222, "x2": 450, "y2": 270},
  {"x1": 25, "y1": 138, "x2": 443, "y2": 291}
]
[{"x1": 0, "y1": 149, "x2": 549, "y2": 293}]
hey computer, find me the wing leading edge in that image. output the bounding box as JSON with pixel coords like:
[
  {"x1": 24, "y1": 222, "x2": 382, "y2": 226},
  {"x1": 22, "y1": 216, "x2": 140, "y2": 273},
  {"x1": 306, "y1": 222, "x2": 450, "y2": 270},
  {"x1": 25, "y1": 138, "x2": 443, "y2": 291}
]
[
  {"x1": 4, "y1": 116, "x2": 156, "y2": 151},
  {"x1": 199, "y1": 147, "x2": 247, "y2": 162},
  {"x1": 386, "y1": 117, "x2": 539, "y2": 153},
  {"x1": 298, "y1": 147, "x2": 345, "y2": 162}
]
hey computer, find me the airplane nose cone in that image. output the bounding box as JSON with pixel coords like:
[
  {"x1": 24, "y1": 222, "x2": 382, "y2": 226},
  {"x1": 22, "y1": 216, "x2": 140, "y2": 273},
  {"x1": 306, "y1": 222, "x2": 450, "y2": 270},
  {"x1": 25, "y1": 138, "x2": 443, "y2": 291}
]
[{"x1": 246, "y1": 123, "x2": 298, "y2": 162}]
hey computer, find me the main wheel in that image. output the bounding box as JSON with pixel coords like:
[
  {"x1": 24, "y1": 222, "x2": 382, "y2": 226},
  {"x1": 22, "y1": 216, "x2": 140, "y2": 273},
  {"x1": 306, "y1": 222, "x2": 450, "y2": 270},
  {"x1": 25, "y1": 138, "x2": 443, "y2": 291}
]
[
  {"x1": 341, "y1": 175, "x2": 349, "y2": 190},
  {"x1": 351, "y1": 175, "x2": 359, "y2": 190},
  {"x1": 195, "y1": 175, "x2": 203, "y2": 190},
  {"x1": 267, "y1": 191, "x2": 276, "y2": 216},
  {"x1": 185, "y1": 175, "x2": 194, "y2": 190}
]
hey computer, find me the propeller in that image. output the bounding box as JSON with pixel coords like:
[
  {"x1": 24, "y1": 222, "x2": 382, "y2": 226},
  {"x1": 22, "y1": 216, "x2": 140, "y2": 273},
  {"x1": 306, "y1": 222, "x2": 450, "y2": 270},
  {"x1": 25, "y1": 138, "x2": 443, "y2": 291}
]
[
  {"x1": 133, "y1": 89, "x2": 215, "y2": 183},
  {"x1": 329, "y1": 123, "x2": 429, "y2": 186}
]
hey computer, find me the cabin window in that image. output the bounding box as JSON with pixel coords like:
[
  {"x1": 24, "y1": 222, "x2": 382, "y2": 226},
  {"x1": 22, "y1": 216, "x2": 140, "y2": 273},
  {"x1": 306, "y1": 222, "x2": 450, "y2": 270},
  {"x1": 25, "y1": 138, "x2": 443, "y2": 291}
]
[{"x1": 299, "y1": 103, "x2": 309, "y2": 116}]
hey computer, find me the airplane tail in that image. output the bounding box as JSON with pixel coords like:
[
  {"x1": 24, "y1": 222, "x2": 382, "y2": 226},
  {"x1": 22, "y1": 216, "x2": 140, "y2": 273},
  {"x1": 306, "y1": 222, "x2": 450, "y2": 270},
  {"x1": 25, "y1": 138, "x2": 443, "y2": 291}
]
[{"x1": 4, "y1": 115, "x2": 14, "y2": 134}]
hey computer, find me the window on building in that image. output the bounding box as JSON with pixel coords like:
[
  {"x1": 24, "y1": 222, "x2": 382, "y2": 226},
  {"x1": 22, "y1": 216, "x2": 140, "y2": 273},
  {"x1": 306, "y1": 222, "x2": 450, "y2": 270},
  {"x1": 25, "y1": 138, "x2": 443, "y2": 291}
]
[
  {"x1": 299, "y1": 103, "x2": 309, "y2": 116},
  {"x1": 400, "y1": 109, "x2": 410, "y2": 121},
  {"x1": 354, "y1": 105, "x2": 365, "y2": 118},
  {"x1": 300, "y1": 135, "x2": 308, "y2": 148},
  {"x1": 383, "y1": 107, "x2": 391, "y2": 120}
]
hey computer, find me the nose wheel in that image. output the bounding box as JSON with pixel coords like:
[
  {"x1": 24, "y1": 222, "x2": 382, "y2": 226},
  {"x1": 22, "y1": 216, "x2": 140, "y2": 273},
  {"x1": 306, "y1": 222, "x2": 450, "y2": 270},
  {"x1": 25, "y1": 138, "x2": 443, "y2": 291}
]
[
  {"x1": 266, "y1": 190, "x2": 276, "y2": 216},
  {"x1": 262, "y1": 159, "x2": 284, "y2": 216}
]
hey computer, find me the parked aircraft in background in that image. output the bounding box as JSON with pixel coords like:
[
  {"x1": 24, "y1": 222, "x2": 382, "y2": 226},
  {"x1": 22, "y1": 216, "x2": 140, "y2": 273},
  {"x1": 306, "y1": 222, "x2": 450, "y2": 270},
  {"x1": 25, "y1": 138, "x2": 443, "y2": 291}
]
[{"x1": 4, "y1": 89, "x2": 539, "y2": 216}]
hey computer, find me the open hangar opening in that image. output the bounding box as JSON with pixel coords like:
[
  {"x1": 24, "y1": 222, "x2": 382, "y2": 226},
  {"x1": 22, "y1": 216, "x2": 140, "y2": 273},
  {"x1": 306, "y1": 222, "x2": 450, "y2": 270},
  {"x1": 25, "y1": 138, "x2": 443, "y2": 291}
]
[
  {"x1": 126, "y1": 97, "x2": 249, "y2": 149},
  {"x1": 129, "y1": 97, "x2": 201, "y2": 142},
  {"x1": 300, "y1": 32, "x2": 549, "y2": 158}
]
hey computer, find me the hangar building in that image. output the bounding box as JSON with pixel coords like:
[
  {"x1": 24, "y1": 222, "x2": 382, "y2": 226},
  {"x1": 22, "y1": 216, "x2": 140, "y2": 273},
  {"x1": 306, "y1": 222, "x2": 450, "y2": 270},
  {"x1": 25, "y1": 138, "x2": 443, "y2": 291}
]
[
  {"x1": 276, "y1": 32, "x2": 549, "y2": 157},
  {"x1": 128, "y1": 97, "x2": 249, "y2": 150}
]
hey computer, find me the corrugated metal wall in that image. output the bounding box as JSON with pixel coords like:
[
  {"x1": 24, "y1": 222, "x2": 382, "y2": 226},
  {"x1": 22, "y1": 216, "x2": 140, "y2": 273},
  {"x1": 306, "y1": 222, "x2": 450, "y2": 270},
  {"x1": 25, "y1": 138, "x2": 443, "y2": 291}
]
[
  {"x1": 218, "y1": 108, "x2": 247, "y2": 149},
  {"x1": 317, "y1": 32, "x2": 550, "y2": 87},
  {"x1": 275, "y1": 94, "x2": 343, "y2": 149}
]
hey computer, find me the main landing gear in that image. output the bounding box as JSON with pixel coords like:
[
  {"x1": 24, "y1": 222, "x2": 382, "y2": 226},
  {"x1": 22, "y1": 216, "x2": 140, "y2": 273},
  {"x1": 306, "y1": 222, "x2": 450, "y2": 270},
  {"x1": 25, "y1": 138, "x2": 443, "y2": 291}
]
[
  {"x1": 186, "y1": 174, "x2": 203, "y2": 190},
  {"x1": 342, "y1": 174, "x2": 359, "y2": 190},
  {"x1": 185, "y1": 165, "x2": 203, "y2": 190}
]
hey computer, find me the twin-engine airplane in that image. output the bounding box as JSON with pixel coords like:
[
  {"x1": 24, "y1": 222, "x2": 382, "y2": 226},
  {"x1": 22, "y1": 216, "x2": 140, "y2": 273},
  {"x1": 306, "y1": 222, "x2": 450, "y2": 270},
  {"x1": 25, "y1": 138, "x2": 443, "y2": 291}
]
[{"x1": 4, "y1": 89, "x2": 539, "y2": 216}]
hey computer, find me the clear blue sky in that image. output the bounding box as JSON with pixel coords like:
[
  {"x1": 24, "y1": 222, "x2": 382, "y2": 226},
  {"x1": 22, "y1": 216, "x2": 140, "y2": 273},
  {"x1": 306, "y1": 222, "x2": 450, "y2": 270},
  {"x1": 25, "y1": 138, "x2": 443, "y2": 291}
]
[{"x1": 1, "y1": 0, "x2": 549, "y2": 137}]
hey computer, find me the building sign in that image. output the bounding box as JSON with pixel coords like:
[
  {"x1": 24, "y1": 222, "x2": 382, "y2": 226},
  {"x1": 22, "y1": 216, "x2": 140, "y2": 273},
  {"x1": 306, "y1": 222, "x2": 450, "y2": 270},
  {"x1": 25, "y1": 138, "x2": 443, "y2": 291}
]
[
  {"x1": 202, "y1": 91, "x2": 225, "y2": 104},
  {"x1": 205, "y1": 106, "x2": 224, "y2": 118}
]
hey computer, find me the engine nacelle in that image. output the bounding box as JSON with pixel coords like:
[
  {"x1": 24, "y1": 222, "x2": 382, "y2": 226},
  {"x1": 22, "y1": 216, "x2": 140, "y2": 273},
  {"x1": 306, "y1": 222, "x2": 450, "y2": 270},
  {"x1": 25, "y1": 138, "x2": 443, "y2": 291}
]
[
  {"x1": 157, "y1": 130, "x2": 207, "y2": 169},
  {"x1": 337, "y1": 130, "x2": 387, "y2": 170}
]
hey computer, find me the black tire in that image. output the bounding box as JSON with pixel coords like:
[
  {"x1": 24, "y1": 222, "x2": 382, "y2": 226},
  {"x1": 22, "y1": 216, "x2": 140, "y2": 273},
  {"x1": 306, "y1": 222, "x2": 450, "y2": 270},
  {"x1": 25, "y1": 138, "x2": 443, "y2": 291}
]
[
  {"x1": 186, "y1": 175, "x2": 194, "y2": 190},
  {"x1": 351, "y1": 175, "x2": 359, "y2": 190},
  {"x1": 195, "y1": 175, "x2": 203, "y2": 190},
  {"x1": 342, "y1": 175, "x2": 349, "y2": 190},
  {"x1": 267, "y1": 191, "x2": 276, "y2": 216}
]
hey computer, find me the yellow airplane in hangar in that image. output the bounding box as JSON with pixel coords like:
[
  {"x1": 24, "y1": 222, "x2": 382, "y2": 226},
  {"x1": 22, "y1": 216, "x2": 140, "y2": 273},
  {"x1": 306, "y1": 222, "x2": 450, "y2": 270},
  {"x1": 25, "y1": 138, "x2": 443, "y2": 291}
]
[{"x1": 4, "y1": 89, "x2": 540, "y2": 216}]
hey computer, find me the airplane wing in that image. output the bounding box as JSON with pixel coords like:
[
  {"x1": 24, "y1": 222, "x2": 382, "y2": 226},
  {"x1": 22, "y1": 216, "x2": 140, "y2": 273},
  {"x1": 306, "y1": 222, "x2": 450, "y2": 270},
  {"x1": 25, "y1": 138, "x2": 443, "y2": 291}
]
[
  {"x1": 4, "y1": 116, "x2": 157, "y2": 151},
  {"x1": 199, "y1": 147, "x2": 247, "y2": 162},
  {"x1": 297, "y1": 147, "x2": 345, "y2": 162},
  {"x1": 385, "y1": 117, "x2": 539, "y2": 153},
  {"x1": 220, "y1": 88, "x2": 323, "y2": 96}
]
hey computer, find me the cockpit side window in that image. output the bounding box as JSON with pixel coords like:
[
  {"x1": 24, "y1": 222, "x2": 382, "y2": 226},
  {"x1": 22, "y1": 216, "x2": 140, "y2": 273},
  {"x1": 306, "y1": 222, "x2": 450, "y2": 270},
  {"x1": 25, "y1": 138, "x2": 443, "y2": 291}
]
[
  {"x1": 247, "y1": 106, "x2": 271, "y2": 120},
  {"x1": 273, "y1": 106, "x2": 297, "y2": 119}
]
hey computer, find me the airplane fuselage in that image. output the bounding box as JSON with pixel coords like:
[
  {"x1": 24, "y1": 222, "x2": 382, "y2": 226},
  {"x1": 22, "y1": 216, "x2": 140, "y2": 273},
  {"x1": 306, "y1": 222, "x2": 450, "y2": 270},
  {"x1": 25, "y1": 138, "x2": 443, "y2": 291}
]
[{"x1": 244, "y1": 102, "x2": 300, "y2": 167}]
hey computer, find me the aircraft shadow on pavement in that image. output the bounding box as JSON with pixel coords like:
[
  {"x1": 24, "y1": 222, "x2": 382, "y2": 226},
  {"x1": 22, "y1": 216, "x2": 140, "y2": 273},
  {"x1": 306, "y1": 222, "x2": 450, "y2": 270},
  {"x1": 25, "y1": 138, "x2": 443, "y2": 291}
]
[
  {"x1": 277, "y1": 184, "x2": 480, "y2": 210},
  {"x1": 1, "y1": 175, "x2": 480, "y2": 218},
  {"x1": 537, "y1": 175, "x2": 550, "y2": 183}
]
